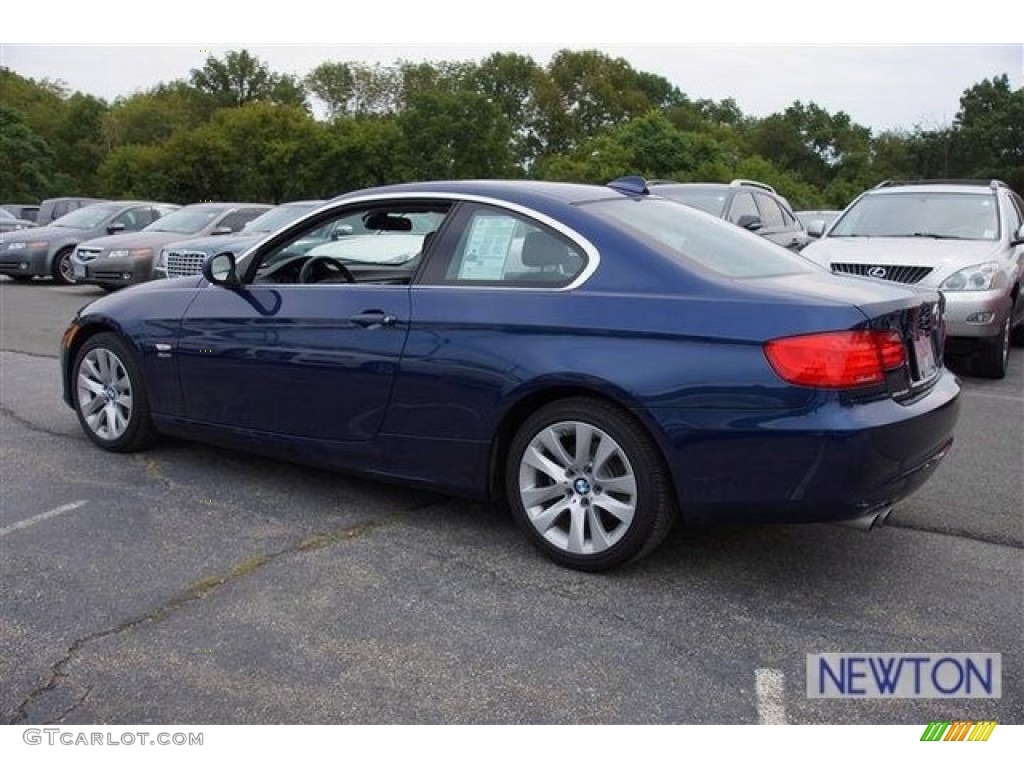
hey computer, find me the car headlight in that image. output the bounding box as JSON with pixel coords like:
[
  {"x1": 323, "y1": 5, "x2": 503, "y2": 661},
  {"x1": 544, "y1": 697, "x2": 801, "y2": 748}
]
[
  {"x1": 7, "y1": 241, "x2": 45, "y2": 250},
  {"x1": 107, "y1": 248, "x2": 153, "y2": 260},
  {"x1": 939, "y1": 262, "x2": 1003, "y2": 292}
]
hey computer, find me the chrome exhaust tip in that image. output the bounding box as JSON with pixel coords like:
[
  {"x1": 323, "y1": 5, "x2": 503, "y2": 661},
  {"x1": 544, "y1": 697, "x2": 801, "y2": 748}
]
[{"x1": 837, "y1": 507, "x2": 893, "y2": 531}]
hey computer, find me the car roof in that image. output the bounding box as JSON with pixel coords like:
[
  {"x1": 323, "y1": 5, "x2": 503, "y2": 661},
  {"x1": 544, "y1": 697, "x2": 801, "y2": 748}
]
[{"x1": 331, "y1": 180, "x2": 626, "y2": 207}]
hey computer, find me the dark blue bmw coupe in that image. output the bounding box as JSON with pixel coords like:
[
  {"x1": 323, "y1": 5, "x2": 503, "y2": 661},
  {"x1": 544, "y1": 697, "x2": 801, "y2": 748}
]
[{"x1": 61, "y1": 178, "x2": 960, "y2": 571}]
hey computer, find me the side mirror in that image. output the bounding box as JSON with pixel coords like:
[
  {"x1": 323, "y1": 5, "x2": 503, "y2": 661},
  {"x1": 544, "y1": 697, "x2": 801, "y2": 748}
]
[
  {"x1": 1011, "y1": 224, "x2": 1024, "y2": 247},
  {"x1": 211, "y1": 226, "x2": 233, "y2": 236},
  {"x1": 736, "y1": 214, "x2": 763, "y2": 231},
  {"x1": 202, "y1": 252, "x2": 240, "y2": 287},
  {"x1": 807, "y1": 219, "x2": 827, "y2": 239},
  {"x1": 107, "y1": 222, "x2": 126, "y2": 234}
]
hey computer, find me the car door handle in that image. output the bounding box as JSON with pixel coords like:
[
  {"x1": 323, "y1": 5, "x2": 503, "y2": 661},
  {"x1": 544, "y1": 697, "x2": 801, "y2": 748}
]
[{"x1": 350, "y1": 310, "x2": 397, "y2": 328}]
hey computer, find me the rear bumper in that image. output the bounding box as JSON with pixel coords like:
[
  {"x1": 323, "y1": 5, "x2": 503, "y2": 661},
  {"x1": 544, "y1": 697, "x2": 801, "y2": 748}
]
[{"x1": 651, "y1": 370, "x2": 961, "y2": 525}]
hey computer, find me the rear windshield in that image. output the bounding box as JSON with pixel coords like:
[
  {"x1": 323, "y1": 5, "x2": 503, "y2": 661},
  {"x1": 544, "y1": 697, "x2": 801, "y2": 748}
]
[
  {"x1": 653, "y1": 187, "x2": 728, "y2": 216},
  {"x1": 583, "y1": 197, "x2": 818, "y2": 278}
]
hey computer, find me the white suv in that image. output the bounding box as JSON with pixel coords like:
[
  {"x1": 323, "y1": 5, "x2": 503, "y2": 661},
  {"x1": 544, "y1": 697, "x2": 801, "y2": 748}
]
[{"x1": 803, "y1": 179, "x2": 1024, "y2": 378}]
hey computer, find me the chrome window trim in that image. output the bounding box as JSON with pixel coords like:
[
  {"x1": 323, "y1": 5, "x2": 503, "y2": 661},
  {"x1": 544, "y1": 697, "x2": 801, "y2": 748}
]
[{"x1": 229, "y1": 191, "x2": 602, "y2": 292}]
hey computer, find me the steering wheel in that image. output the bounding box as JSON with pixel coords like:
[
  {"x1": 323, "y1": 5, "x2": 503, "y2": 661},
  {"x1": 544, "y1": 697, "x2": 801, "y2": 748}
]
[{"x1": 299, "y1": 255, "x2": 355, "y2": 284}]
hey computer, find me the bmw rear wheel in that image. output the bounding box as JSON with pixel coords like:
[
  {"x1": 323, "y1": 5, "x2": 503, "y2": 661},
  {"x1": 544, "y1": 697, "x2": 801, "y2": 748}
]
[
  {"x1": 73, "y1": 333, "x2": 156, "y2": 452},
  {"x1": 506, "y1": 397, "x2": 676, "y2": 571}
]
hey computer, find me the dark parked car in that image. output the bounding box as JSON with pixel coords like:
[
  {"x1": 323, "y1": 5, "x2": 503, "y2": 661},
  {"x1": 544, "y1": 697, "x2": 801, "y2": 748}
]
[
  {"x1": 0, "y1": 201, "x2": 179, "y2": 284},
  {"x1": 0, "y1": 208, "x2": 36, "y2": 232},
  {"x1": 153, "y1": 200, "x2": 325, "y2": 279},
  {"x1": 61, "y1": 177, "x2": 960, "y2": 571},
  {"x1": 73, "y1": 202, "x2": 271, "y2": 290},
  {"x1": 36, "y1": 197, "x2": 109, "y2": 226},
  {"x1": 650, "y1": 179, "x2": 810, "y2": 251},
  {"x1": 1, "y1": 203, "x2": 40, "y2": 223}
]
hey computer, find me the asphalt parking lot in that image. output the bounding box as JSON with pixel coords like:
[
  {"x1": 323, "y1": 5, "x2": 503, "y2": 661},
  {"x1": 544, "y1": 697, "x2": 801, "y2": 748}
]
[{"x1": 1, "y1": 277, "x2": 1021, "y2": 725}]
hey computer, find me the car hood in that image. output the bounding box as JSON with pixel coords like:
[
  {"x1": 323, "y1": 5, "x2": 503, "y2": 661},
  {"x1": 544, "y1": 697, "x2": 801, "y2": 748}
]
[
  {"x1": 802, "y1": 237, "x2": 1004, "y2": 283},
  {"x1": 1, "y1": 224, "x2": 92, "y2": 243},
  {"x1": 163, "y1": 233, "x2": 261, "y2": 255},
  {"x1": 78, "y1": 231, "x2": 198, "y2": 251}
]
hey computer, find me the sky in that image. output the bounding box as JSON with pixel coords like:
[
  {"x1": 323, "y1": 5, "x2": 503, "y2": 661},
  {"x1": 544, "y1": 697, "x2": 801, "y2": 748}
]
[{"x1": 1, "y1": 3, "x2": 1022, "y2": 134}]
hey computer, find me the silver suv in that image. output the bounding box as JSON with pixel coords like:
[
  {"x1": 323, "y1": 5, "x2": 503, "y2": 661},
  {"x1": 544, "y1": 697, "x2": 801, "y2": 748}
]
[{"x1": 803, "y1": 179, "x2": 1024, "y2": 378}]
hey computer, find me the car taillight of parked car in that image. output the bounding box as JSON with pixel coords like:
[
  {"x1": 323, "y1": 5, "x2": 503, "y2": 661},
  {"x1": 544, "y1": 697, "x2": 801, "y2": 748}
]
[{"x1": 764, "y1": 330, "x2": 907, "y2": 388}]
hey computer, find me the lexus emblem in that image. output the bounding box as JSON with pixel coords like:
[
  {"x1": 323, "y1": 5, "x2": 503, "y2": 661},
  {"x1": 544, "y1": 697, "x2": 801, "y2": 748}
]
[{"x1": 867, "y1": 266, "x2": 888, "y2": 279}]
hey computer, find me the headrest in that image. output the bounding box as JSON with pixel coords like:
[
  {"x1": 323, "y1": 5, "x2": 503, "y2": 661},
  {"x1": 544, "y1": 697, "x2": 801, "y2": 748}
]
[{"x1": 521, "y1": 230, "x2": 576, "y2": 269}]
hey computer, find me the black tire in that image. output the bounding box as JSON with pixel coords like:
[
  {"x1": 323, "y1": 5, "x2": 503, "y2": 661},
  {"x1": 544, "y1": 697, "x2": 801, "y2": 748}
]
[
  {"x1": 974, "y1": 316, "x2": 1010, "y2": 379},
  {"x1": 505, "y1": 397, "x2": 677, "y2": 571},
  {"x1": 71, "y1": 332, "x2": 156, "y2": 452},
  {"x1": 1011, "y1": 301, "x2": 1024, "y2": 347},
  {"x1": 50, "y1": 247, "x2": 76, "y2": 285}
]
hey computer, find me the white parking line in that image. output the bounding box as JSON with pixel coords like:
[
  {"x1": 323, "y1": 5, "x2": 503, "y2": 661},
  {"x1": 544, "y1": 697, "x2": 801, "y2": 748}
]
[
  {"x1": 755, "y1": 668, "x2": 787, "y2": 724},
  {"x1": 0, "y1": 500, "x2": 88, "y2": 538}
]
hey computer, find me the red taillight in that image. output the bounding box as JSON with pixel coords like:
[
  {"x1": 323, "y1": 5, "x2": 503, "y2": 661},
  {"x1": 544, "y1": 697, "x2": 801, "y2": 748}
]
[{"x1": 764, "y1": 330, "x2": 906, "y2": 388}]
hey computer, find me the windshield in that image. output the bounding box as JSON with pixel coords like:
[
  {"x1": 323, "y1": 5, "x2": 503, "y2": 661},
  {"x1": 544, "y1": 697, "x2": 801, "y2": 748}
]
[
  {"x1": 51, "y1": 204, "x2": 120, "y2": 229},
  {"x1": 145, "y1": 207, "x2": 224, "y2": 234},
  {"x1": 586, "y1": 197, "x2": 817, "y2": 278},
  {"x1": 0, "y1": 210, "x2": 14, "y2": 221},
  {"x1": 830, "y1": 192, "x2": 1000, "y2": 240},
  {"x1": 654, "y1": 187, "x2": 728, "y2": 216},
  {"x1": 242, "y1": 203, "x2": 321, "y2": 234}
]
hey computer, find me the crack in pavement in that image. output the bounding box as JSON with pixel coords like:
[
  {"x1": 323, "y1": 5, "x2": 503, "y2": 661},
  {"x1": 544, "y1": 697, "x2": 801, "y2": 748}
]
[
  {"x1": 52, "y1": 686, "x2": 93, "y2": 725},
  {"x1": 0, "y1": 405, "x2": 83, "y2": 441},
  {"x1": 887, "y1": 519, "x2": 1023, "y2": 550},
  {"x1": 8, "y1": 509, "x2": 417, "y2": 724}
]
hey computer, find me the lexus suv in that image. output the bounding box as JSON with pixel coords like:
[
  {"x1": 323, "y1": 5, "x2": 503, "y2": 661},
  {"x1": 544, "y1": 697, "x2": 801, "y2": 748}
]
[
  {"x1": 650, "y1": 179, "x2": 810, "y2": 251},
  {"x1": 802, "y1": 179, "x2": 1024, "y2": 378}
]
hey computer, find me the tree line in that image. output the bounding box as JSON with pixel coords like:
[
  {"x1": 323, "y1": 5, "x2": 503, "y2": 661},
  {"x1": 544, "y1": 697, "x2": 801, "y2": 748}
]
[{"x1": 2, "y1": 49, "x2": 1021, "y2": 209}]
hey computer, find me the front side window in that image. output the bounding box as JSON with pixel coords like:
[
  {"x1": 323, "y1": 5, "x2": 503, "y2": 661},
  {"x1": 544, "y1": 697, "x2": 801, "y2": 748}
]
[
  {"x1": 245, "y1": 201, "x2": 452, "y2": 285},
  {"x1": 111, "y1": 207, "x2": 149, "y2": 231},
  {"x1": 831, "y1": 191, "x2": 1000, "y2": 240},
  {"x1": 420, "y1": 204, "x2": 585, "y2": 288}
]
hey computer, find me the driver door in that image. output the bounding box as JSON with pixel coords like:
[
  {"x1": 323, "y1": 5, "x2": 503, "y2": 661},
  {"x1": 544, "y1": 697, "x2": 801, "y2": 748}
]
[{"x1": 176, "y1": 200, "x2": 449, "y2": 443}]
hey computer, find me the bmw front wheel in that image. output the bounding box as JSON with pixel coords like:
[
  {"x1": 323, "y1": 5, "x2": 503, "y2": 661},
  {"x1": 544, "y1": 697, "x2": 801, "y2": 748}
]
[{"x1": 72, "y1": 333, "x2": 156, "y2": 452}]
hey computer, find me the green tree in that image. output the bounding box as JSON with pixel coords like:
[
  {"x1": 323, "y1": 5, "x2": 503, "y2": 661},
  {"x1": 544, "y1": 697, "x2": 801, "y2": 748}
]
[
  {"x1": 102, "y1": 80, "x2": 215, "y2": 148},
  {"x1": 190, "y1": 50, "x2": 308, "y2": 110},
  {"x1": 950, "y1": 74, "x2": 1024, "y2": 191},
  {"x1": 0, "y1": 105, "x2": 58, "y2": 200},
  {"x1": 397, "y1": 91, "x2": 516, "y2": 179},
  {"x1": 96, "y1": 144, "x2": 173, "y2": 200},
  {"x1": 320, "y1": 115, "x2": 410, "y2": 192}
]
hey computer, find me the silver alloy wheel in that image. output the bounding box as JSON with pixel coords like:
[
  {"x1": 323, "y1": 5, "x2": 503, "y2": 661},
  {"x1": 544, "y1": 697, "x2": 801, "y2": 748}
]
[
  {"x1": 57, "y1": 250, "x2": 76, "y2": 284},
  {"x1": 517, "y1": 420, "x2": 638, "y2": 555},
  {"x1": 77, "y1": 347, "x2": 133, "y2": 440}
]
